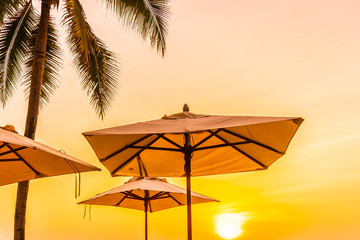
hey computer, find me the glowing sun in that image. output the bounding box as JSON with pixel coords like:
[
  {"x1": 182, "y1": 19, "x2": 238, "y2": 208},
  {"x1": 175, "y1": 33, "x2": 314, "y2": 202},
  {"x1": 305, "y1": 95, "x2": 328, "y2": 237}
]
[{"x1": 215, "y1": 213, "x2": 248, "y2": 239}]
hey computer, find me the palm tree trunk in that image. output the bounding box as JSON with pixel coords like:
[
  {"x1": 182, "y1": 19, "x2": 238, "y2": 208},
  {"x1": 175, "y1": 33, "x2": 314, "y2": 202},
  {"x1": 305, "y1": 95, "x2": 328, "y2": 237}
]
[{"x1": 14, "y1": 0, "x2": 51, "y2": 239}]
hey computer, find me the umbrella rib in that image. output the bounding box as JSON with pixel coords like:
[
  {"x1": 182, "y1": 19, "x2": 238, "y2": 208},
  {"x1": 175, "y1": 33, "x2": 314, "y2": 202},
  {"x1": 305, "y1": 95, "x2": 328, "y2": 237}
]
[
  {"x1": 222, "y1": 129, "x2": 283, "y2": 154},
  {"x1": 125, "y1": 191, "x2": 144, "y2": 200},
  {"x1": 156, "y1": 134, "x2": 184, "y2": 150},
  {"x1": 137, "y1": 155, "x2": 149, "y2": 177},
  {"x1": 192, "y1": 129, "x2": 222, "y2": 148},
  {"x1": 137, "y1": 156, "x2": 144, "y2": 177},
  {"x1": 101, "y1": 134, "x2": 153, "y2": 162},
  {"x1": 0, "y1": 142, "x2": 8, "y2": 150},
  {"x1": 209, "y1": 130, "x2": 267, "y2": 168},
  {"x1": 6, "y1": 145, "x2": 43, "y2": 176},
  {"x1": 115, "y1": 190, "x2": 133, "y2": 206},
  {"x1": 167, "y1": 193, "x2": 182, "y2": 206},
  {"x1": 149, "y1": 191, "x2": 167, "y2": 200},
  {"x1": 140, "y1": 158, "x2": 149, "y2": 177},
  {"x1": 148, "y1": 198, "x2": 153, "y2": 213},
  {"x1": 0, "y1": 159, "x2": 23, "y2": 162},
  {"x1": 128, "y1": 146, "x2": 182, "y2": 152},
  {"x1": 127, "y1": 196, "x2": 141, "y2": 200},
  {"x1": 0, "y1": 146, "x2": 27, "y2": 157},
  {"x1": 111, "y1": 135, "x2": 162, "y2": 175},
  {"x1": 194, "y1": 141, "x2": 250, "y2": 151},
  {"x1": 156, "y1": 196, "x2": 172, "y2": 199}
]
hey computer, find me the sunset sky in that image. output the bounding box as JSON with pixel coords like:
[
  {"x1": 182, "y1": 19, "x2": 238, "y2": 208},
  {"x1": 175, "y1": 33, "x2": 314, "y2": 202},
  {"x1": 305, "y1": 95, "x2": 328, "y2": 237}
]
[{"x1": 1, "y1": 0, "x2": 360, "y2": 239}]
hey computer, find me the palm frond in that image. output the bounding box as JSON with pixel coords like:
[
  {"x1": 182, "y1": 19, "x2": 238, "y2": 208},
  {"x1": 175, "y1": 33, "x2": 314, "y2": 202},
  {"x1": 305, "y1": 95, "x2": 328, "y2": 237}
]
[
  {"x1": 103, "y1": 0, "x2": 170, "y2": 56},
  {"x1": 0, "y1": 0, "x2": 26, "y2": 26},
  {"x1": 50, "y1": 0, "x2": 60, "y2": 9},
  {"x1": 23, "y1": 16, "x2": 63, "y2": 108},
  {"x1": 63, "y1": 0, "x2": 120, "y2": 119},
  {"x1": 0, "y1": 1, "x2": 37, "y2": 106}
]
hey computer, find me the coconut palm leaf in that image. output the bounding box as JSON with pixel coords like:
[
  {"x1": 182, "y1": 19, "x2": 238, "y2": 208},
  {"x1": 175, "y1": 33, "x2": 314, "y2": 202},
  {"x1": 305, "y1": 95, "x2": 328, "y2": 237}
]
[
  {"x1": 103, "y1": 0, "x2": 170, "y2": 56},
  {"x1": 0, "y1": 1, "x2": 37, "y2": 106},
  {"x1": 0, "y1": 0, "x2": 25, "y2": 26},
  {"x1": 63, "y1": 0, "x2": 120, "y2": 119},
  {"x1": 50, "y1": 0, "x2": 60, "y2": 9},
  {"x1": 23, "y1": 16, "x2": 62, "y2": 108}
]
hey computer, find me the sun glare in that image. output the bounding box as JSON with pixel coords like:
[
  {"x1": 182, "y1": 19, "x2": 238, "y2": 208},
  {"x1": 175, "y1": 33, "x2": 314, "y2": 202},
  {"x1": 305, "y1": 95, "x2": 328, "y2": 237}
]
[{"x1": 215, "y1": 213, "x2": 249, "y2": 239}]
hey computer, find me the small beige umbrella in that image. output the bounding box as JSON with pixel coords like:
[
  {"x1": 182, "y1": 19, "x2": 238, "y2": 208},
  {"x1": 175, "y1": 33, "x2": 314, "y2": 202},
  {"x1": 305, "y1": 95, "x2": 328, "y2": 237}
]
[
  {"x1": 78, "y1": 176, "x2": 218, "y2": 240},
  {"x1": 0, "y1": 125, "x2": 100, "y2": 186},
  {"x1": 83, "y1": 104, "x2": 303, "y2": 239}
]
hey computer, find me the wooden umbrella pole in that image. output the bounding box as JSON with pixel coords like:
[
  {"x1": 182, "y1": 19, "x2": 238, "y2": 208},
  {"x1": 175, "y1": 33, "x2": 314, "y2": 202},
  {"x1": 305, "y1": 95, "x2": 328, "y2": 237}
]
[
  {"x1": 186, "y1": 159, "x2": 192, "y2": 240},
  {"x1": 145, "y1": 209, "x2": 148, "y2": 240},
  {"x1": 144, "y1": 191, "x2": 149, "y2": 240},
  {"x1": 184, "y1": 133, "x2": 192, "y2": 240}
]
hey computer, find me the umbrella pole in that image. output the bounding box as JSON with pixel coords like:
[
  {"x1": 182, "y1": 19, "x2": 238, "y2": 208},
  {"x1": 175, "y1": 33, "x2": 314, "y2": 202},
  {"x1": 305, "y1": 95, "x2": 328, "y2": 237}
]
[
  {"x1": 145, "y1": 209, "x2": 148, "y2": 240},
  {"x1": 184, "y1": 133, "x2": 192, "y2": 240},
  {"x1": 186, "y1": 159, "x2": 192, "y2": 240},
  {"x1": 145, "y1": 191, "x2": 149, "y2": 240}
]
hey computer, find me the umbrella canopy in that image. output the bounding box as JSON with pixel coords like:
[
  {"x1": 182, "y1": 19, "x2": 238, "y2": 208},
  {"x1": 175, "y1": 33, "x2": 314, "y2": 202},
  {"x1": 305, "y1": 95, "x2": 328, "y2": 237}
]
[
  {"x1": 79, "y1": 176, "x2": 218, "y2": 212},
  {"x1": 83, "y1": 106, "x2": 303, "y2": 177},
  {"x1": 0, "y1": 125, "x2": 101, "y2": 186},
  {"x1": 78, "y1": 177, "x2": 218, "y2": 240},
  {"x1": 83, "y1": 104, "x2": 303, "y2": 240}
]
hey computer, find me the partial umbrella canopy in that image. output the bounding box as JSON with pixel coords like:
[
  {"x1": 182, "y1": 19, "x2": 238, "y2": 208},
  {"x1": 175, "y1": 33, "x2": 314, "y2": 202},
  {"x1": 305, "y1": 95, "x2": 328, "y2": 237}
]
[
  {"x1": 0, "y1": 125, "x2": 101, "y2": 187},
  {"x1": 78, "y1": 176, "x2": 218, "y2": 240}
]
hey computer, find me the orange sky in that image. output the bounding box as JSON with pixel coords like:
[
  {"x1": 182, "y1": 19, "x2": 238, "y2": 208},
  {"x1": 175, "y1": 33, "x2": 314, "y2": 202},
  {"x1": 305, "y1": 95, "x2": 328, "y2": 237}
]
[{"x1": 1, "y1": 0, "x2": 360, "y2": 239}]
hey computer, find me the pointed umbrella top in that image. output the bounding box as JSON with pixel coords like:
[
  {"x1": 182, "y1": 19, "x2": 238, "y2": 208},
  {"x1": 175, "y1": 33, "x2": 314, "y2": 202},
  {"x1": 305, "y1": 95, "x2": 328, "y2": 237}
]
[
  {"x1": 0, "y1": 125, "x2": 17, "y2": 133},
  {"x1": 162, "y1": 104, "x2": 208, "y2": 119},
  {"x1": 125, "y1": 176, "x2": 168, "y2": 184},
  {"x1": 183, "y1": 103, "x2": 190, "y2": 112}
]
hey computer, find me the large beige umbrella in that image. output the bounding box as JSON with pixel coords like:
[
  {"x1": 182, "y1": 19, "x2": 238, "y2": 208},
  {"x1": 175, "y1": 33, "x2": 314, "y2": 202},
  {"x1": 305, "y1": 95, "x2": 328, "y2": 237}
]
[
  {"x1": 83, "y1": 104, "x2": 304, "y2": 239},
  {"x1": 78, "y1": 177, "x2": 218, "y2": 240},
  {"x1": 0, "y1": 125, "x2": 100, "y2": 187}
]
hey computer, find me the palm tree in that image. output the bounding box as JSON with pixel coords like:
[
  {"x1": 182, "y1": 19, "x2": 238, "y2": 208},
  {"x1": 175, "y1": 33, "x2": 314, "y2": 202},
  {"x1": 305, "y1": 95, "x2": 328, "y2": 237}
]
[{"x1": 0, "y1": 0, "x2": 170, "y2": 239}]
